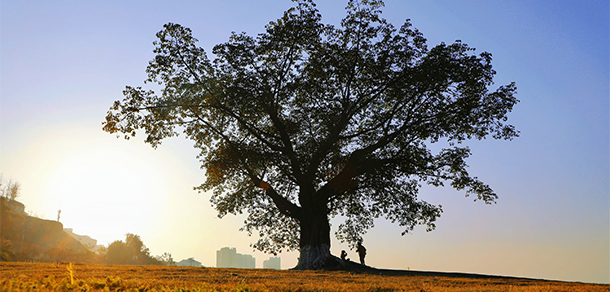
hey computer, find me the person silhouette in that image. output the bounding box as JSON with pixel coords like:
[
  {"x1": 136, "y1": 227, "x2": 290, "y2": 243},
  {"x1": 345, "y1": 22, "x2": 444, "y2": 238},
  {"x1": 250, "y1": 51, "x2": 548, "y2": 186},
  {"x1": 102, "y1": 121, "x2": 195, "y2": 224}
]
[
  {"x1": 356, "y1": 241, "x2": 367, "y2": 265},
  {"x1": 340, "y1": 250, "x2": 348, "y2": 260}
]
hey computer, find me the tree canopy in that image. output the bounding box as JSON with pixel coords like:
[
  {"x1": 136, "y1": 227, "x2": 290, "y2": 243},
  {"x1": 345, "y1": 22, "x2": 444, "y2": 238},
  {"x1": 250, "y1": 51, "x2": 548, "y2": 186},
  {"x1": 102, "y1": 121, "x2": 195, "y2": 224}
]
[
  {"x1": 0, "y1": 175, "x2": 21, "y2": 201},
  {"x1": 103, "y1": 0, "x2": 518, "y2": 269},
  {"x1": 105, "y1": 233, "x2": 166, "y2": 265}
]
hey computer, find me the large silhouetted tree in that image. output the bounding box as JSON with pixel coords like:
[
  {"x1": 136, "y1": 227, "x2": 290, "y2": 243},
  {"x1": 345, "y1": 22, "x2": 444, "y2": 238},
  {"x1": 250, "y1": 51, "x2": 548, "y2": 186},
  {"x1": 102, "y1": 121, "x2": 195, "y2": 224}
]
[{"x1": 103, "y1": 0, "x2": 518, "y2": 270}]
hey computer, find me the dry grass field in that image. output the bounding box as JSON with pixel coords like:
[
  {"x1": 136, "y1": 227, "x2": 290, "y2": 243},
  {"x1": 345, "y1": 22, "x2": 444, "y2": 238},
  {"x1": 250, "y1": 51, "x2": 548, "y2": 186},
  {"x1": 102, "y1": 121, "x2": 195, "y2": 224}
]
[{"x1": 1, "y1": 262, "x2": 607, "y2": 291}]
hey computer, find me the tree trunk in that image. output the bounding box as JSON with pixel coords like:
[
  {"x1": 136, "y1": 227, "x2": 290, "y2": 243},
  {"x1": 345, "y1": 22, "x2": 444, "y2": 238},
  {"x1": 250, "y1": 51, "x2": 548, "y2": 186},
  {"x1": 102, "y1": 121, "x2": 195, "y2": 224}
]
[{"x1": 293, "y1": 212, "x2": 336, "y2": 270}]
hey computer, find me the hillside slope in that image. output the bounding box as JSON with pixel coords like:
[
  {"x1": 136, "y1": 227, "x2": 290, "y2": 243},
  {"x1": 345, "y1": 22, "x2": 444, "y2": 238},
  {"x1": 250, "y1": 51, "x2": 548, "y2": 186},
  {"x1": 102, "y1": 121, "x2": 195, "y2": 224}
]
[{"x1": 0, "y1": 197, "x2": 94, "y2": 262}]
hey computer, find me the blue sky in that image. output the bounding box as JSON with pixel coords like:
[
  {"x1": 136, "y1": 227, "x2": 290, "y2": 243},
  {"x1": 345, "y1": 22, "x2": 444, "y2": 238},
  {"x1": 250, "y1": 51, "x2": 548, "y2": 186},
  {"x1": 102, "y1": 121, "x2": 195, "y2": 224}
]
[{"x1": 1, "y1": 0, "x2": 608, "y2": 284}]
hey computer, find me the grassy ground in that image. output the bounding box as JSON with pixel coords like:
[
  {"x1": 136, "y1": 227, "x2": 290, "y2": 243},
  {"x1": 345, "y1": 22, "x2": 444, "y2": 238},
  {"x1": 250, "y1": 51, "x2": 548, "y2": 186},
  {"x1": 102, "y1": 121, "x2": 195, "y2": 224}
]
[{"x1": 1, "y1": 262, "x2": 607, "y2": 291}]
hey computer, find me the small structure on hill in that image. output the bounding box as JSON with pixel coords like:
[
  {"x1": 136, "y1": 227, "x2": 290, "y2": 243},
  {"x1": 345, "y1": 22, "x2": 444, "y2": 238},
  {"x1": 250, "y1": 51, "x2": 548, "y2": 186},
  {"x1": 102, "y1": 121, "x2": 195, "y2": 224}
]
[
  {"x1": 176, "y1": 257, "x2": 203, "y2": 267},
  {"x1": 6, "y1": 199, "x2": 25, "y2": 214}
]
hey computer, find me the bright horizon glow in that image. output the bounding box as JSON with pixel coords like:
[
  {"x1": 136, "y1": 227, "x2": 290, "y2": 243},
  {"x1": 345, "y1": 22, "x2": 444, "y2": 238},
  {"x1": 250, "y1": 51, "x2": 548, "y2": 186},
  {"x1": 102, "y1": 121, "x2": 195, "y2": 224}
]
[
  {"x1": 1, "y1": 0, "x2": 607, "y2": 284},
  {"x1": 44, "y1": 139, "x2": 169, "y2": 242},
  {"x1": 5, "y1": 125, "x2": 172, "y2": 244}
]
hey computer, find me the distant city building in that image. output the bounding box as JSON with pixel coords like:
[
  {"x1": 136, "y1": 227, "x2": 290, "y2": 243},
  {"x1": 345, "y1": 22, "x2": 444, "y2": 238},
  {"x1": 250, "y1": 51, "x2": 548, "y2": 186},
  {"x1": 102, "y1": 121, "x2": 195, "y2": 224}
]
[
  {"x1": 263, "y1": 256, "x2": 281, "y2": 269},
  {"x1": 176, "y1": 257, "x2": 203, "y2": 267},
  {"x1": 216, "y1": 247, "x2": 256, "y2": 269},
  {"x1": 216, "y1": 247, "x2": 237, "y2": 268},
  {"x1": 64, "y1": 228, "x2": 98, "y2": 251},
  {"x1": 237, "y1": 254, "x2": 255, "y2": 268}
]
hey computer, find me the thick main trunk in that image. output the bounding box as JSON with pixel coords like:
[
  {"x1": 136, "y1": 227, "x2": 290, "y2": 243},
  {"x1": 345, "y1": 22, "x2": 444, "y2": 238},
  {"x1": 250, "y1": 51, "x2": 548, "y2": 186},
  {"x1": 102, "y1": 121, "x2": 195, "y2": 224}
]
[
  {"x1": 289, "y1": 198, "x2": 371, "y2": 271},
  {"x1": 293, "y1": 212, "x2": 336, "y2": 270},
  {"x1": 294, "y1": 244, "x2": 333, "y2": 270}
]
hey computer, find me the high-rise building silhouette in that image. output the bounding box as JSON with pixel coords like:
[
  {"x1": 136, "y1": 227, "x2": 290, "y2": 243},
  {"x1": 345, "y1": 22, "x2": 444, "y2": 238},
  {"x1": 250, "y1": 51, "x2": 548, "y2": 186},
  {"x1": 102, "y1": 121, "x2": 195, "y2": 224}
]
[
  {"x1": 216, "y1": 247, "x2": 256, "y2": 268},
  {"x1": 263, "y1": 256, "x2": 281, "y2": 269}
]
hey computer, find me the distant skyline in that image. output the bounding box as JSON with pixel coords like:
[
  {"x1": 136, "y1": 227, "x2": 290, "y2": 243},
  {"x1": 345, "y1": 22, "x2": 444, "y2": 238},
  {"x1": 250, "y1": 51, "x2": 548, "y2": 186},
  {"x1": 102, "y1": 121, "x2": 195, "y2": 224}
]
[
  {"x1": 216, "y1": 247, "x2": 256, "y2": 269},
  {"x1": 1, "y1": 0, "x2": 607, "y2": 283}
]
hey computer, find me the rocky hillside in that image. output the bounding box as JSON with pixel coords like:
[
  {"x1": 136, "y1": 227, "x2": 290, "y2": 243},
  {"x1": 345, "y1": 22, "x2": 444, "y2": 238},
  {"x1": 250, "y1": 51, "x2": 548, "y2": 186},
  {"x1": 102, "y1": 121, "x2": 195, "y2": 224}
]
[{"x1": 0, "y1": 197, "x2": 95, "y2": 262}]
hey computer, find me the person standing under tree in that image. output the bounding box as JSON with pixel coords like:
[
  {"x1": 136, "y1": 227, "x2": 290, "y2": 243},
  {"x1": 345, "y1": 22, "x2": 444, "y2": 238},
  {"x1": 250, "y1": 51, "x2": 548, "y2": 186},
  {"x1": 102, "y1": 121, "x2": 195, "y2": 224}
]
[{"x1": 356, "y1": 241, "x2": 367, "y2": 265}]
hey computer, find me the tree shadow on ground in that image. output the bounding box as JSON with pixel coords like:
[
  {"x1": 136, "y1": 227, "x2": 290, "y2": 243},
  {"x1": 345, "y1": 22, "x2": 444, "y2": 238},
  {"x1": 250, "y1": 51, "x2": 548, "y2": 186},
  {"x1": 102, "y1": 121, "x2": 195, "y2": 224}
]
[{"x1": 305, "y1": 255, "x2": 545, "y2": 282}]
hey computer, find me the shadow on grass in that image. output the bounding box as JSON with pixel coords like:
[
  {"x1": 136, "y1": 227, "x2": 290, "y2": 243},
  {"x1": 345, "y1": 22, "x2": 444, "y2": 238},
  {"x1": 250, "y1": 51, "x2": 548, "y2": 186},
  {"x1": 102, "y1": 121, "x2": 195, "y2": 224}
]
[{"x1": 305, "y1": 255, "x2": 547, "y2": 282}]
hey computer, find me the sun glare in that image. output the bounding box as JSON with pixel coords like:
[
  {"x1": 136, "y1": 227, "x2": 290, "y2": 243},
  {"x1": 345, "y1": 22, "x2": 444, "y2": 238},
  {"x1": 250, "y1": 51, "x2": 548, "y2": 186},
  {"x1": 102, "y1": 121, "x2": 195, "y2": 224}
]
[{"x1": 40, "y1": 136, "x2": 171, "y2": 245}]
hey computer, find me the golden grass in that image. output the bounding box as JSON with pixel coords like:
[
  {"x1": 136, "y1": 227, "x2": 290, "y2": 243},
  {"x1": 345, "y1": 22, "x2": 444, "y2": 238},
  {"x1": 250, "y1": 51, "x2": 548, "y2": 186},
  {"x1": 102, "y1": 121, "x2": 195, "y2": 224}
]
[{"x1": 1, "y1": 262, "x2": 607, "y2": 291}]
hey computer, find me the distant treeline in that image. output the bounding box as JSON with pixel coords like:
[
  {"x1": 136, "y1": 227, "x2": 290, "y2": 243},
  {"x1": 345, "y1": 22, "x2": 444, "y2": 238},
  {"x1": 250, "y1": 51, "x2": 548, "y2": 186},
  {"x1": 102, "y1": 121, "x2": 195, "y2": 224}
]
[{"x1": 104, "y1": 233, "x2": 174, "y2": 265}]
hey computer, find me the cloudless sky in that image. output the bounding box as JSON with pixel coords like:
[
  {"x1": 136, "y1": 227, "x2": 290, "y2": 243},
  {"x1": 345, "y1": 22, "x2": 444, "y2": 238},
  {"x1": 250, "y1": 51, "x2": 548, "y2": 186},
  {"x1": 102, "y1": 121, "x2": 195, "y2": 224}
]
[{"x1": 1, "y1": 0, "x2": 608, "y2": 284}]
